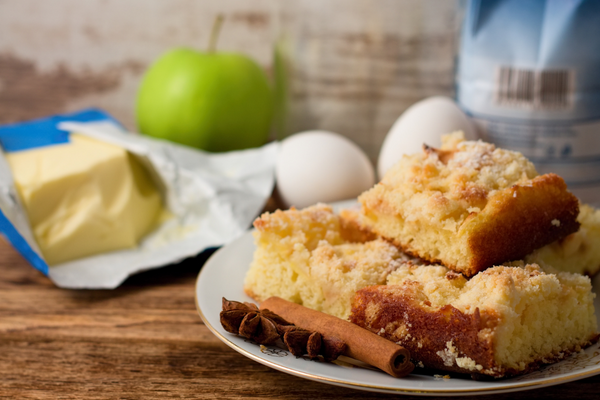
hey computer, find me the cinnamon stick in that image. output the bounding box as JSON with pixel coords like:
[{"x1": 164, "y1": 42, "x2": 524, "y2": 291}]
[{"x1": 260, "y1": 296, "x2": 414, "y2": 378}]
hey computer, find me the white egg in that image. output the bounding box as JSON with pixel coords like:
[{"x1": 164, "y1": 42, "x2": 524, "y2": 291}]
[
  {"x1": 276, "y1": 130, "x2": 375, "y2": 209},
  {"x1": 377, "y1": 96, "x2": 477, "y2": 179}
]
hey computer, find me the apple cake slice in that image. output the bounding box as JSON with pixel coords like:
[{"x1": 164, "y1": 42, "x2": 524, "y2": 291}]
[
  {"x1": 243, "y1": 204, "x2": 411, "y2": 320},
  {"x1": 350, "y1": 262, "x2": 598, "y2": 378},
  {"x1": 358, "y1": 132, "x2": 580, "y2": 277}
]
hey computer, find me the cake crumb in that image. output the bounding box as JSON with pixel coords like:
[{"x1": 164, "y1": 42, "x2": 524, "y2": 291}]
[{"x1": 551, "y1": 219, "x2": 561, "y2": 227}]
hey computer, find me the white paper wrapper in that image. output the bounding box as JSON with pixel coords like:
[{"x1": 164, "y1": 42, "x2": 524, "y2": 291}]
[{"x1": 0, "y1": 119, "x2": 278, "y2": 289}]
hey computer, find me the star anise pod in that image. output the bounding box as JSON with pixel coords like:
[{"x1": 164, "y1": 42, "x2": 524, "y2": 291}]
[
  {"x1": 220, "y1": 298, "x2": 291, "y2": 345},
  {"x1": 277, "y1": 324, "x2": 346, "y2": 361},
  {"x1": 220, "y1": 298, "x2": 347, "y2": 361},
  {"x1": 320, "y1": 335, "x2": 347, "y2": 361},
  {"x1": 283, "y1": 329, "x2": 321, "y2": 359}
]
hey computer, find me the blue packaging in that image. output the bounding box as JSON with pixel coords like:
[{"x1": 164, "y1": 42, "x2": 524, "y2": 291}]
[{"x1": 457, "y1": 0, "x2": 600, "y2": 205}]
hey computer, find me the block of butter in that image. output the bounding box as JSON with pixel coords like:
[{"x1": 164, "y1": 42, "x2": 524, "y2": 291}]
[
  {"x1": 6, "y1": 134, "x2": 163, "y2": 265},
  {"x1": 0, "y1": 109, "x2": 278, "y2": 289}
]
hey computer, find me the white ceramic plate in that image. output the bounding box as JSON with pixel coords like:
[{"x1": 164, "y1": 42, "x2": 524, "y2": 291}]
[{"x1": 195, "y1": 225, "x2": 600, "y2": 396}]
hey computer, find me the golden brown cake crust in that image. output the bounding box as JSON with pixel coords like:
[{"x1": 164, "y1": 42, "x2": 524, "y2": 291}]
[
  {"x1": 350, "y1": 285, "x2": 500, "y2": 376},
  {"x1": 350, "y1": 281, "x2": 599, "y2": 378},
  {"x1": 462, "y1": 173, "x2": 580, "y2": 276}
]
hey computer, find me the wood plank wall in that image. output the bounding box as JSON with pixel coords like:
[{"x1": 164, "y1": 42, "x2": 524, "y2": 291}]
[{"x1": 0, "y1": 0, "x2": 459, "y2": 162}]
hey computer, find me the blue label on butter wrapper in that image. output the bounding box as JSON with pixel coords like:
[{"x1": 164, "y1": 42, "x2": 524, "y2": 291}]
[
  {"x1": 0, "y1": 209, "x2": 48, "y2": 275},
  {"x1": 0, "y1": 108, "x2": 122, "y2": 153}
]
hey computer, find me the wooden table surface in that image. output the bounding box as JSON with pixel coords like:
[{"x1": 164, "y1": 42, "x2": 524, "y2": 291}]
[{"x1": 0, "y1": 238, "x2": 599, "y2": 399}]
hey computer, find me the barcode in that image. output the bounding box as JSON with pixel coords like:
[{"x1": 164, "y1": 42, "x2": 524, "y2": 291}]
[{"x1": 495, "y1": 67, "x2": 574, "y2": 109}]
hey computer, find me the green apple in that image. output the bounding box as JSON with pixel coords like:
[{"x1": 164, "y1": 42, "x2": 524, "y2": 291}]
[{"x1": 136, "y1": 47, "x2": 273, "y2": 152}]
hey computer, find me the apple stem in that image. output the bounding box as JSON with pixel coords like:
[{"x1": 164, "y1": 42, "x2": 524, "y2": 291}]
[{"x1": 208, "y1": 14, "x2": 225, "y2": 53}]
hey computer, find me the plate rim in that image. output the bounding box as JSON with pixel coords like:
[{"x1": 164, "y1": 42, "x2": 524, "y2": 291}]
[{"x1": 195, "y1": 230, "x2": 600, "y2": 396}]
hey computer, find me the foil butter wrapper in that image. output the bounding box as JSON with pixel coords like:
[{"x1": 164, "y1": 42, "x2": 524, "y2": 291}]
[{"x1": 0, "y1": 110, "x2": 278, "y2": 289}]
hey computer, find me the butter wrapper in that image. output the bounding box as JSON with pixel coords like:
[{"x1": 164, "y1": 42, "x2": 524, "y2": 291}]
[{"x1": 0, "y1": 109, "x2": 278, "y2": 288}]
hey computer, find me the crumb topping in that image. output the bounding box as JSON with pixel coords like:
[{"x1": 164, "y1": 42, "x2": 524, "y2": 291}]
[{"x1": 360, "y1": 131, "x2": 539, "y2": 232}]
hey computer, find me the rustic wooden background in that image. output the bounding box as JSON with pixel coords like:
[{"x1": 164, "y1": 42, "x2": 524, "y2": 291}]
[{"x1": 0, "y1": 0, "x2": 459, "y2": 162}]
